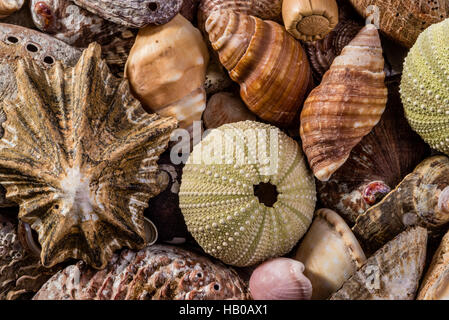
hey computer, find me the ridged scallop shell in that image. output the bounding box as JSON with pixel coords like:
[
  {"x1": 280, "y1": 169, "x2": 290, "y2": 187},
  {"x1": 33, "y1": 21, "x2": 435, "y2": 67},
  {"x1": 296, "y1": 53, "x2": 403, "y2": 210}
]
[
  {"x1": 0, "y1": 0, "x2": 23, "y2": 18},
  {"x1": 33, "y1": 244, "x2": 250, "y2": 300},
  {"x1": 400, "y1": 19, "x2": 449, "y2": 155},
  {"x1": 179, "y1": 121, "x2": 317, "y2": 267},
  {"x1": 418, "y1": 229, "x2": 449, "y2": 300},
  {"x1": 282, "y1": 0, "x2": 339, "y2": 42},
  {"x1": 330, "y1": 227, "x2": 427, "y2": 300},
  {"x1": 0, "y1": 43, "x2": 177, "y2": 269},
  {"x1": 348, "y1": 0, "x2": 449, "y2": 48},
  {"x1": 126, "y1": 14, "x2": 209, "y2": 133},
  {"x1": 300, "y1": 24, "x2": 387, "y2": 182},
  {"x1": 353, "y1": 156, "x2": 449, "y2": 253},
  {"x1": 206, "y1": 10, "x2": 312, "y2": 127},
  {"x1": 249, "y1": 258, "x2": 312, "y2": 300},
  {"x1": 317, "y1": 81, "x2": 430, "y2": 225},
  {"x1": 295, "y1": 209, "x2": 366, "y2": 299}
]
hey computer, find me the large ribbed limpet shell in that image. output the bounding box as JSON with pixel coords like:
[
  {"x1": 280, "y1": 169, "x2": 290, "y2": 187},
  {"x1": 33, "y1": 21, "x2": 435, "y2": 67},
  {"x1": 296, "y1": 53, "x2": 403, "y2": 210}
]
[
  {"x1": 0, "y1": 43, "x2": 177, "y2": 269},
  {"x1": 179, "y1": 121, "x2": 317, "y2": 267}
]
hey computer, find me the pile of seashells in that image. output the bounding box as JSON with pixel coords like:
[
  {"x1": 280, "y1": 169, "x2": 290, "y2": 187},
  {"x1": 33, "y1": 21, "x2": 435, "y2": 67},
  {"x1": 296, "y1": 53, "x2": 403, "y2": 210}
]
[{"x1": 0, "y1": 0, "x2": 448, "y2": 300}]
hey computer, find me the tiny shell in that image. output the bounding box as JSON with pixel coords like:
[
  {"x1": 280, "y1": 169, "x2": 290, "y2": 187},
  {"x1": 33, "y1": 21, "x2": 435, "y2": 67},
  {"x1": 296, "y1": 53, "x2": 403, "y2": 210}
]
[
  {"x1": 204, "y1": 58, "x2": 234, "y2": 96},
  {"x1": 330, "y1": 227, "x2": 427, "y2": 300},
  {"x1": 33, "y1": 244, "x2": 250, "y2": 300},
  {"x1": 249, "y1": 258, "x2": 312, "y2": 300},
  {"x1": 418, "y1": 229, "x2": 449, "y2": 300},
  {"x1": 295, "y1": 209, "x2": 366, "y2": 299},
  {"x1": 0, "y1": 0, "x2": 23, "y2": 19}
]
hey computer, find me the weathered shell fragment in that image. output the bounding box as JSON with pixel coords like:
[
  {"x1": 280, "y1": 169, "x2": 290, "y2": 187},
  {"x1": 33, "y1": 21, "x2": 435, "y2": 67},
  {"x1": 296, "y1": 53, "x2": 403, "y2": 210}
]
[
  {"x1": 295, "y1": 209, "x2": 366, "y2": 299},
  {"x1": 0, "y1": 43, "x2": 177, "y2": 269},
  {"x1": 418, "y1": 229, "x2": 449, "y2": 300},
  {"x1": 33, "y1": 244, "x2": 250, "y2": 300},
  {"x1": 330, "y1": 227, "x2": 427, "y2": 300},
  {"x1": 0, "y1": 0, "x2": 23, "y2": 19},
  {"x1": 353, "y1": 156, "x2": 449, "y2": 253}
]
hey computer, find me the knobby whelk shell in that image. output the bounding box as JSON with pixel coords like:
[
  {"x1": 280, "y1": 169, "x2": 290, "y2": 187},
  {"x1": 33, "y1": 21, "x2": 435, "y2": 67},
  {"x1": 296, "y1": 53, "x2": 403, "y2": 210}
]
[
  {"x1": 33, "y1": 244, "x2": 250, "y2": 300},
  {"x1": 300, "y1": 24, "x2": 387, "y2": 182},
  {"x1": 418, "y1": 229, "x2": 449, "y2": 300},
  {"x1": 294, "y1": 209, "x2": 366, "y2": 299},
  {"x1": 249, "y1": 258, "x2": 312, "y2": 300},
  {"x1": 0, "y1": 0, "x2": 23, "y2": 18},
  {"x1": 179, "y1": 121, "x2": 317, "y2": 267},
  {"x1": 353, "y1": 156, "x2": 449, "y2": 253},
  {"x1": 348, "y1": 0, "x2": 449, "y2": 48},
  {"x1": 330, "y1": 227, "x2": 427, "y2": 300},
  {"x1": 282, "y1": 0, "x2": 339, "y2": 42},
  {"x1": 126, "y1": 14, "x2": 209, "y2": 133},
  {"x1": 0, "y1": 43, "x2": 178, "y2": 269},
  {"x1": 400, "y1": 18, "x2": 449, "y2": 156},
  {"x1": 206, "y1": 10, "x2": 312, "y2": 128}
]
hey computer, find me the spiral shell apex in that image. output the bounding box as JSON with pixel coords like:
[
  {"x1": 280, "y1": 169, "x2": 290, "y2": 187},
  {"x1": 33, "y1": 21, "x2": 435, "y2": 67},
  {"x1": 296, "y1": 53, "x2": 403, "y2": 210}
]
[
  {"x1": 179, "y1": 121, "x2": 317, "y2": 267},
  {"x1": 401, "y1": 19, "x2": 449, "y2": 155}
]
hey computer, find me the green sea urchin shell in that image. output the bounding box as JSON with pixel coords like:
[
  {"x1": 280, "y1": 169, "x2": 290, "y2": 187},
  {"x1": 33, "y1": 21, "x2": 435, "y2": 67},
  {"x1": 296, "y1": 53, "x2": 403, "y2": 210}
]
[
  {"x1": 401, "y1": 19, "x2": 449, "y2": 153},
  {"x1": 179, "y1": 121, "x2": 316, "y2": 267}
]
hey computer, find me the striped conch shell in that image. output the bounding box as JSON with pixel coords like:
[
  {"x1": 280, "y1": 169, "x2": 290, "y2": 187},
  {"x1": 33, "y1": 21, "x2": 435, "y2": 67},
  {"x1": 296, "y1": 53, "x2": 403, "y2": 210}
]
[
  {"x1": 300, "y1": 24, "x2": 387, "y2": 181},
  {"x1": 0, "y1": 0, "x2": 23, "y2": 18},
  {"x1": 206, "y1": 10, "x2": 312, "y2": 128},
  {"x1": 126, "y1": 14, "x2": 209, "y2": 133}
]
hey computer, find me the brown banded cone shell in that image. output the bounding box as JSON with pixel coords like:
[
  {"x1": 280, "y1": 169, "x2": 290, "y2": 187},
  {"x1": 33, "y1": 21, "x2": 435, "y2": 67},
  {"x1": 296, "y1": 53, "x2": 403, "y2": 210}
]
[
  {"x1": 203, "y1": 92, "x2": 257, "y2": 129},
  {"x1": 300, "y1": 24, "x2": 387, "y2": 182},
  {"x1": 294, "y1": 209, "x2": 366, "y2": 300},
  {"x1": 330, "y1": 227, "x2": 427, "y2": 300},
  {"x1": 418, "y1": 229, "x2": 449, "y2": 300},
  {"x1": 353, "y1": 156, "x2": 449, "y2": 254},
  {"x1": 282, "y1": 0, "x2": 339, "y2": 42},
  {"x1": 126, "y1": 14, "x2": 209, "y2": 133},
  {"x1": 348, "y1": 0, "x2": 449, "y2": 48},
  {"x1": 0, "y1": 0, "x2": 23, "y2": 18},
  {"x1": 206, "y1": 10, "x2": 312, "y2": 128},
  {"x1": 317, "y1": 80, "x2": 430, "y2": 225}
]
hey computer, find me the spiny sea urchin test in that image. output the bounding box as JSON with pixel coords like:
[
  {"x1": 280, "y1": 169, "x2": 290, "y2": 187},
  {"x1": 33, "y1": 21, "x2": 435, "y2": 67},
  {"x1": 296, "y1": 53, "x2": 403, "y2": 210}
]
[
  {"x1": 179, "y1": 121, "x2": 317, "y2": 267},
  {"x1": 400, "y1": 18, "x2": 449, "y2": 154}
]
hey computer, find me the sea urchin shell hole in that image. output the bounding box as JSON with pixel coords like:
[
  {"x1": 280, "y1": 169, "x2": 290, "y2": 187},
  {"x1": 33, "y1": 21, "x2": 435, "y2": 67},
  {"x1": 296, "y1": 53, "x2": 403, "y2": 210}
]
[{"x1": 253, "y1": 182, "x2": 279, "y2": 208}]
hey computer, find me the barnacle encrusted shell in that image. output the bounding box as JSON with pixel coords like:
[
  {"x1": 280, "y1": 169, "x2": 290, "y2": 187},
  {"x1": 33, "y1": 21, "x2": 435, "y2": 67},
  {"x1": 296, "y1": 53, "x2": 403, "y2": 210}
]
[
  {"x1": 33, "y1": 244, "x2": 250, "y2": 300},
  {"x1": 353, "y1": 156, "x2": 449, "y2": 253},
  {"x1": 348, "y1": 0, "x2": 448, "y2": 48},
  {"x1": 206, "y1": 10, "x2": 312, "y2": 127},
  {"x1": 179, "y1": 121, "x2": 317, "y2": 267},
  {"x1": 126, "y1": 14, "x2": 209, "y2": 132},
  {"x1": 400, "y1": 19, "x2": 449, "y2": 155},
  {"x1": 0, "y1": 43, "x2": 177, "y2": 269},
  {"x1": 294, "y1": 209, "x2": 366, "y2": 299},
  {"x1": 0, "y1": 0, "x2": 23, "y2": 18},
  {"x1": 330, "y1": 227, "x2": 427, "y2": 300},
  {"x1": 300, "y1": 24, "x2": 387, "y2": 181},
  {"x1": 418, "y1": 229, "x2": 449, "y2": 300},
  {"x1": 282, "y1": 0, "x2": 339, "y2": 42}
]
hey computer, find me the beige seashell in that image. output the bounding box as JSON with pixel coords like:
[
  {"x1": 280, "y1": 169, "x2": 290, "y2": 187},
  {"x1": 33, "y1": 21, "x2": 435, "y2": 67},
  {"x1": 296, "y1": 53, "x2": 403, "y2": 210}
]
[
  {"x1": 203, "y1": 92, "x2": 256, "y2": 130},
  {"x1": 282, "y1": 0, "x2": 339, "y2": 41},
  {"x1": 0, "y1": 0, "x2": 23, "y2": 19},
  {"x1": 300, "y1": 24, "x2": 387, "y2": 181},
  {"x1": 295, "y1": 208, "x2": 366, "y2": 299},
  {"x1": 330, "y1": 227, "x2": 428, "y2": 300},
  {"x1": 249, "y1": 258, "x2": 312, "y2": 300},
  {"x1": 126, "y1": 14, "x2": 209, "y2": 132}
]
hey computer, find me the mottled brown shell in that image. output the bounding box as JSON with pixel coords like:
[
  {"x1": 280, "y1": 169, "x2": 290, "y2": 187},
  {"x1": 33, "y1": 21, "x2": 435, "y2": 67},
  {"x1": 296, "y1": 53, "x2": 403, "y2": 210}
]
[
  {"x1": 33, "y1": 244, "x2": 250, "y2": 300},
  {"x1": 0, "y1": 43, "x2": 177, "y2": 269}
]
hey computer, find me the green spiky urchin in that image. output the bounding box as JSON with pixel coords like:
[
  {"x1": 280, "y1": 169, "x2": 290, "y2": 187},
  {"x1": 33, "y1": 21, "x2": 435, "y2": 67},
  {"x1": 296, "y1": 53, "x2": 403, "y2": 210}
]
[
  {"x1": 179, "y1": 121, "x2": 316, "y2": 267},
  {"x1": 400, "y1": 18, "x2": 449, "y2": 153}
]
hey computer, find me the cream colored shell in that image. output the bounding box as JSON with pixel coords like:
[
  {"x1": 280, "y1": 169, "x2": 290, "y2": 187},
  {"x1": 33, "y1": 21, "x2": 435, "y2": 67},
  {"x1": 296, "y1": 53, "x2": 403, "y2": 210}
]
[{"x1": 0, "y1": 0, "x2": 23, "y2": 18}]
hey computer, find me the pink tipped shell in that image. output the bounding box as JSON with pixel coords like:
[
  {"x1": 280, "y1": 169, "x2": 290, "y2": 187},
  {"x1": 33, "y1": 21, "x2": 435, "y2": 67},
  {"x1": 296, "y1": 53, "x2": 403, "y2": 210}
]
[{"x1": 249, "y1": 258, "x2": 312, "y2": 300}]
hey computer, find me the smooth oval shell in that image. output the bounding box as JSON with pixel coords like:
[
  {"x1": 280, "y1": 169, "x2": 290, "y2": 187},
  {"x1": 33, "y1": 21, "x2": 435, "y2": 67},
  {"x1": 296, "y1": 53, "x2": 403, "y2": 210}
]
[
  {"x1": 33, "y1": 244, "x2": 250, "y2": 300},
  {"x1": 0, "y1": 0, "x2": 23, "y2": 18},
  {"x1": 126, "y1": 14, "x2": 209, "y2": 131},
  {"x1": 330, "y1": 227, "x2": 427, "y2": 300},
  {"x1": 400, "y1": 19, "x2": 449, "y2": 155},
  {"x1": 179, "y1": 121, "x2": 317, "y2": 267},
  {"x1": 249, "y1": 258, "x2": 312, "y2": 300},
  {"x1": 300, "y1": 24, "x2": 387, "y2": 181},
  {"x1": 282, "y1": 0, "x2": 339, "y2": 41},
  {"x1": 206, "y1": 10, "x2": 312, "y2": 127},
  {"x1": 295, "y1": 208, "x2": 366, "y2": 299}
]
